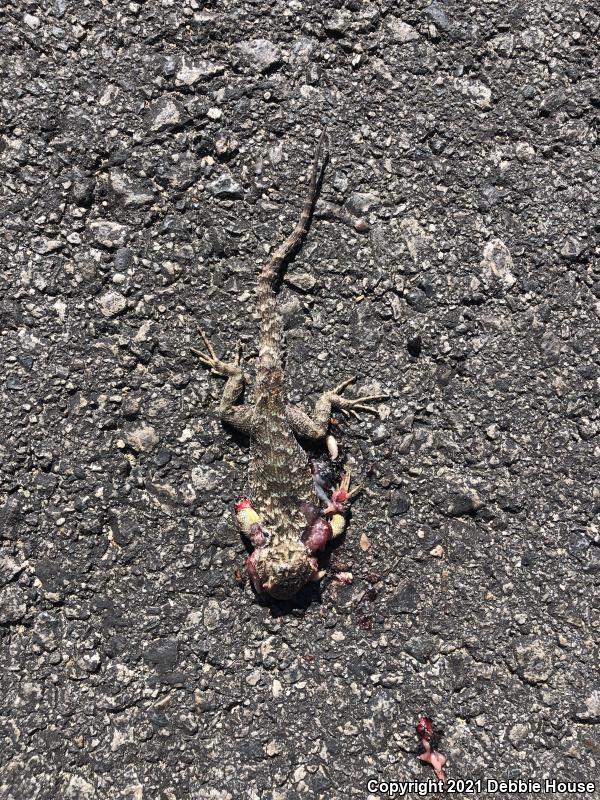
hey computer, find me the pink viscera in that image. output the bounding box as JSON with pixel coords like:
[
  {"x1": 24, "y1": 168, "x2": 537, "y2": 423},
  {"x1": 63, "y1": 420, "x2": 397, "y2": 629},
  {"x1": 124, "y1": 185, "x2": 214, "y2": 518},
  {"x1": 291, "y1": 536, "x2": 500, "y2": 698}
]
[
  {"x1": 303, "y1": 517, "x2": 332, "y2": 553},
  {"x1": 248, "y1": 522, "x2": 265, "y2": 547},
  {"x1": 416, "y1": 716, "x2": 447, "y2": 785},
  {"x1": 324, "y1": 486, "x2": 349, "y2": 515},
  {"x1": 419, "y1": 743, "x2": 447, "y2": 784}
]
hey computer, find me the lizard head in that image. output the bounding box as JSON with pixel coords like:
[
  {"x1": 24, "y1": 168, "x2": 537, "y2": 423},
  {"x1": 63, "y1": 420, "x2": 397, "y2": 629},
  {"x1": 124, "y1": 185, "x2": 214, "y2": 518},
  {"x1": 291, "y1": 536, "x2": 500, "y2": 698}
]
[{"x1": 246, "y1": 542, "x2": 319, "y2": 600}]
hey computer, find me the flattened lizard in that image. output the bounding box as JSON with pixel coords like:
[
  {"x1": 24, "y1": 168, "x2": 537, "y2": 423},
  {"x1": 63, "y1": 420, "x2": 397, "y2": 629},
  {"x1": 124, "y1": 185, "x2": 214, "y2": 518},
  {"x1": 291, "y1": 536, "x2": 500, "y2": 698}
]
[{"x1": 194, "y1": 133, "x2": 387, "y2": 600}]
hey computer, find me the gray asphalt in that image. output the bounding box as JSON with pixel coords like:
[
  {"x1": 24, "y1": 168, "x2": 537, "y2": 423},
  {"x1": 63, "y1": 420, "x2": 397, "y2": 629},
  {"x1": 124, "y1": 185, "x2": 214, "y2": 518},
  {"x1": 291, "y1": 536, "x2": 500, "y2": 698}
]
[{"x1": 1, "y1": 1, "x2": 599, "y2": 798}]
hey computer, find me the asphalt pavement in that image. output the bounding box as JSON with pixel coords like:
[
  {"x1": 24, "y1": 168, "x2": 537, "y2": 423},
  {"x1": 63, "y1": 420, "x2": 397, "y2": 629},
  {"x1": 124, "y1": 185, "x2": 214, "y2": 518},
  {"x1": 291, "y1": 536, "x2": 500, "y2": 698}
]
[{"x1": 1, "y1": 1, "x2": 599, "y2": 798}]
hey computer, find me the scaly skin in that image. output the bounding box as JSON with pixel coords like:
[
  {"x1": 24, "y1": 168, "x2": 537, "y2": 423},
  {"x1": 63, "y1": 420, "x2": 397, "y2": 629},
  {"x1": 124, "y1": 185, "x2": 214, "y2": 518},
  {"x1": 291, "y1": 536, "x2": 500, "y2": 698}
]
[{"x1": 194, "y1": 133, "x2": 387, "y2": 600}]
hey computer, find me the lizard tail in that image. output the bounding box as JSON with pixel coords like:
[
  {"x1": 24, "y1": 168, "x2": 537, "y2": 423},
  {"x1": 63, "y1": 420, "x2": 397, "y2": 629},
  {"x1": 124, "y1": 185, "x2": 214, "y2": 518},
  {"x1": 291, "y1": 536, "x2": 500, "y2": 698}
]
[{"x1": 256, "y1": 132, "x2": 328, "y2": 376}]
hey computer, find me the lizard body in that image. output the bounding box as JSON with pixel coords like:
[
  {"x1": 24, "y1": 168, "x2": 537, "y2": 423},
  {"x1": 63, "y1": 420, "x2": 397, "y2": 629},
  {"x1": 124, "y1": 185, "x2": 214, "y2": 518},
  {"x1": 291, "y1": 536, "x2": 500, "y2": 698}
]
[{"x1": 195, "y1": 134, "x2": 387, "y2": 599}]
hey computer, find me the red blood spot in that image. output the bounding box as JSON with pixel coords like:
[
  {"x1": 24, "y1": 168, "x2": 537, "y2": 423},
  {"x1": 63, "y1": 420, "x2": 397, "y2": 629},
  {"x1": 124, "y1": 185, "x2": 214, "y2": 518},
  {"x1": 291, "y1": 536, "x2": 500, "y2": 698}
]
[
  {"x1": 417, "y1": 716, "x2": 433, "y2": 737},
  {"x1": 417, "y1": 716, "x2": 447, "y2": 785},
  {"x1": 235, "y1": 496, "x2": 253, "y2": 512}
]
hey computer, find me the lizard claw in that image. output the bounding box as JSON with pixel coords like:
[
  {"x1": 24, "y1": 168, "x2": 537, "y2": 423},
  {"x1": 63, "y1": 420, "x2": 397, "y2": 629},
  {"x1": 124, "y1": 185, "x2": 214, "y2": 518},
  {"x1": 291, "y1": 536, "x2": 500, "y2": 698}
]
[
  {"x1": 338, "y1": 407, "x2": 359, "y2": 421},
  {"x1": 329, "y1": 381, "x2": 388, "y2": 418},
  {"x1": 327, "y1": 377, "x2": 388, "y2": 417},
  {"x1": 331, "y1": 376, "x2": 357, "y2": 395},
  {"x1": 192, "y1": 328, "x2": 245, "y2": 379}
]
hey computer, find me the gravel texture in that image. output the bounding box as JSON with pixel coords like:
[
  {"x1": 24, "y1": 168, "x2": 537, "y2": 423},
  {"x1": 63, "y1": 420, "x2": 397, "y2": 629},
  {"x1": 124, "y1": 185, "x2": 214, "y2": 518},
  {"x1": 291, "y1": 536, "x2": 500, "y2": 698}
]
[{"x1": 1, "y1": 1, "x2": 600, "y2": 798}]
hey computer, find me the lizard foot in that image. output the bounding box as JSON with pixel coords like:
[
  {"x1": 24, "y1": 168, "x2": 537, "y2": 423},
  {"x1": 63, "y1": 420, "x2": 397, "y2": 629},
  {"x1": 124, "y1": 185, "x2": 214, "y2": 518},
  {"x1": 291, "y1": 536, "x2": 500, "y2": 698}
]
[
  {"x1": 192, "y1": 328, "x2": 244, "y2": 379},
  {"x1": 326, "y1": 469, "x2": 363, "y2": 537},
  {"x1": 328, "y1": 377, "x2": 388, "y2": 420}
]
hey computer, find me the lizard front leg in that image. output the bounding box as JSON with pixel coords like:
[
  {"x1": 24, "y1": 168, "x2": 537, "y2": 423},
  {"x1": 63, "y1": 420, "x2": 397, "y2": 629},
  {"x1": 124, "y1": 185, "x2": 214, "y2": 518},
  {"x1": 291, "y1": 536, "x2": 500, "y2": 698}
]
[
  {"x1": 285, "y1": 377, "x2": 388, "y2": 458},
  {"x1": 192, "y1": 329, "x2": 256, "y2": 435}
]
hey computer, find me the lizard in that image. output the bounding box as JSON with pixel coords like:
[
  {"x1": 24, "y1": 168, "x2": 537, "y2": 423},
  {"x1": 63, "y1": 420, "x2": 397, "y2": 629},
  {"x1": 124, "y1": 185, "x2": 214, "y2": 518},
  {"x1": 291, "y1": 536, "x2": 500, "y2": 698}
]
[{"x1": 193, "y1": 132, "x2": 387, "y2": 600}]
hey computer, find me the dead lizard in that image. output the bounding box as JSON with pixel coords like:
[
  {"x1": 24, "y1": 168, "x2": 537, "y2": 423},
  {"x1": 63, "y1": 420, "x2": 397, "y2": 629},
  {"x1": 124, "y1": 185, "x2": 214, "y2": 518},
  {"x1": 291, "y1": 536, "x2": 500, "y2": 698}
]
[{"x1": 194, "y1": 133, "x2": 387, "y2": 600}]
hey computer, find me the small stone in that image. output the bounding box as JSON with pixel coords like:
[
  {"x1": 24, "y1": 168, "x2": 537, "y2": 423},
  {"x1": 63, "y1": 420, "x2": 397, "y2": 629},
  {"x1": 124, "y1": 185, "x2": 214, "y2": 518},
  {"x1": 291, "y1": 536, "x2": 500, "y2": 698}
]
[
  {"x1": 71, "y1": 175, "x2": 95, "y2": 206},
  {"x1": 481, "y1": 238, "x2": 515, "y2": 288},
  {"x1": 174, "y1": 55, "x2": 223, "y2": 86},
  {"x1": 109, "y1": 170, "x2": 154, "y2": 208},
  {"x1": 515, "y1": 142, "x2": 535, "y2": 162},
  {"x1": 125, "y1": 424, "x2": 159, "y2": 453},
  {"x1": 0, "y1": 555, "x2": 23, "y2": 586},
  {"x1": 345, "y1": 192, "x2": 378, "y2": 216},
  {"x1": 32, "y1": 238, "x2": 63, "y2": 254},
  {"x1": 90, "y1": 220, "x2": 128, "y2": 249},
  {"x1": 159, "y1": 153, "x2": 201, "y2": 190},
  {"x1": 371, "y1": 425, "x2": 388, "y2": 444},
  {"x1": 286, "y1": 271, "x2": 316, "y2": 292},
  {"x1": 145, "y1": 96, "x2": 185, "y2": 132},
  {"x1": 203, "y1": 599, "x2": 221, "y2": 631},
  {"x1": 81, "y1": 652, "x2": 101, "y2": 673},
  {"x1": 325, "y1": 10, "x2": 350, "y2": 35},
  {"x1": 265, "y1": 740, "x2": 282, "y2": 757},
  {"x1": 486, "y1": 423, "x2": 500, "y2": 440},
  {"x1": 429, "y1": 138, "x2": 446, "y2": 155},
  {"x1": 122, "y1": 395, "x2": 141, "y2": 419},
  {"x1": 399, "y1": 217, "x2": 432, "y2": 264},
  {"x1": 560, "y1": 236, "x2": 585, "y2": 261},
  {"x1": 425, "y1": 2, "x2": 450, "y2": 31},
  {"x1": 455, "y1": 77, "x2": 492, "y2": 109},
  {"x1": 513, "y1": 637, "x2": 554, "y2": 684},
  {"x1": 508, "y1": 723, "x2": 530, "y2": 746},
  {"x1": 235, "y1": 38, "x2": 281, "y2": 73},
  {"x1": 65, "y1": 776, "x2": 95, "y2": 799},
  {"x1": 143, "y1": 638, "x2": 179, "y2": 672},
  {"x1": 429, "y1": 544, "x2": 444, "y2": 558},
  {"x1": 154, "y1": 448, "x2": 171, "y2": 467},
  {"x1": 389, "y1": 491, "x2": 410, "y2": 516},
  {"x1": 23, "y1": 13, "x2": 40, "y2": 29},
  {"x1": 573, "y1": 690, "x2": 600, "y2": 723},
  {"x1": 489, "y1": 33, "x2": 514, "y2": 58},
  {"x1": 114, "y1": 247, "x2": 133, "y2": 271},
  {"x1": 97, "y1": 290, "x2": 127, "y2": 318},
  {"x1": 332, "y1": 171, "x2": 349, "y2": 193},
  {"x1": 407, "y1": 335, "x2": 422, "y2": 357},
  {"x1": 207, "y1": 173, "x2": 244, "y2": 200},
  {"x1": 539, "y1": 91, "x2": 566, "y2": 116},
  {"x1": 110, "y1": 515, "x2": 140, "y2": 546},
  {"x1": 437, "y1": 486, "x2": 483, "y2": 517},
  {"x1": 0, "y1": 584, "x2": 27, "y2": 624},
  {"x1": 246, "y1": 670, "x2": 261, "y2": 686},
  {"x1": 386, "y1": 17, "x2": 420, "y2": 43},
  {"x1": 207, "y1": 107, "x2": 222, "y2": 120}
]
